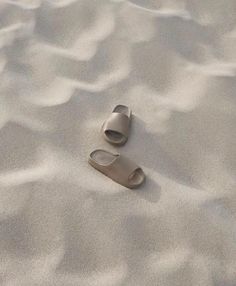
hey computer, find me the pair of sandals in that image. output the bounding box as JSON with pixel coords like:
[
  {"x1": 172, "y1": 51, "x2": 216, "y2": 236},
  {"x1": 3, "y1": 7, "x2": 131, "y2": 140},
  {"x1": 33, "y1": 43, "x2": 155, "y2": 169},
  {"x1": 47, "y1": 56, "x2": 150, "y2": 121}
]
[{"x1": 89, "y1": 105, "x2": 145, "y2": 189}]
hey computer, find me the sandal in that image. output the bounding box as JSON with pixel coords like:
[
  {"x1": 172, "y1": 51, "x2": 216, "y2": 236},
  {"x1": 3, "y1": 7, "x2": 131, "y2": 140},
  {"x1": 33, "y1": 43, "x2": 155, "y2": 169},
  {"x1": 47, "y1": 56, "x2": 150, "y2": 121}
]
[
  {"x1": 89, "y1": 149, "x2": 145, "y2": 189},
  {"x1": 102, "y1": 105, "x2": 132, "y2": 145}
]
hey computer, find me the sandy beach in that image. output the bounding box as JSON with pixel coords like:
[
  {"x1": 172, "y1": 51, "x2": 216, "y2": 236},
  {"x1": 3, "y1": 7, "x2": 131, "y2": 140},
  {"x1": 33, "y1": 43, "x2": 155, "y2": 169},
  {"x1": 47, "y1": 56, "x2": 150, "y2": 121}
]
[{"x1": 0, "y1": 0, "x2": 236, "y2": 285}]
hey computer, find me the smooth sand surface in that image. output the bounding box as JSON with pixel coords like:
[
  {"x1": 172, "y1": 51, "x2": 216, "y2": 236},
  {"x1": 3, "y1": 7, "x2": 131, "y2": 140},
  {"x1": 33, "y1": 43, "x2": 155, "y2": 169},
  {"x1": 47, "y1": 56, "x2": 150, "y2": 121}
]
[{"x1": 0, "y1": 0, "x2": 236, "y2": 285}]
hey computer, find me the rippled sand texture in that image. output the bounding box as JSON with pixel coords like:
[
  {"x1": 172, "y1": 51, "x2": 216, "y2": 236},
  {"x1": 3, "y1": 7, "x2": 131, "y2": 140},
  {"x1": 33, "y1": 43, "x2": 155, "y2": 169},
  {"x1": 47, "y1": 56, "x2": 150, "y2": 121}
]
[{"x1": 0, "y1": 0, "x2": 236, "y2": 285}]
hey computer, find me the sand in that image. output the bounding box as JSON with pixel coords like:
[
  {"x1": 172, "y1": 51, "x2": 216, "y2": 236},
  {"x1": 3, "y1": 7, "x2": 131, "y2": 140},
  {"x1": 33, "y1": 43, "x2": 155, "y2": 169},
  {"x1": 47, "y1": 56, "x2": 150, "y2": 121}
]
[{"x1": 0, "y1": 0, "x2": 236, "y2": 285}]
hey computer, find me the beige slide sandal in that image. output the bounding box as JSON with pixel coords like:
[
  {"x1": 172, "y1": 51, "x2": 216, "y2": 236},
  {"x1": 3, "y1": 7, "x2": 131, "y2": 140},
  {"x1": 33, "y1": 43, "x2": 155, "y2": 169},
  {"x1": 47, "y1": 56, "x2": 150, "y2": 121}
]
[
  {"x1": 102, "y1": 105, "x2": 132, "y2": 145},
  {"x1": 89, "y1": 149, "x2": 145, "y2": 189}
]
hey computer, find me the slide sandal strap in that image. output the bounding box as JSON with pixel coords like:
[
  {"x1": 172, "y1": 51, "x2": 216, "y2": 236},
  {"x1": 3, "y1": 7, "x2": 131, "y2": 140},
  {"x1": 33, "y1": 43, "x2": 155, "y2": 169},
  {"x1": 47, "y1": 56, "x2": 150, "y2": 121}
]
[{"x1": 103, "y1": 113, "x2": 130, "y2": 138}]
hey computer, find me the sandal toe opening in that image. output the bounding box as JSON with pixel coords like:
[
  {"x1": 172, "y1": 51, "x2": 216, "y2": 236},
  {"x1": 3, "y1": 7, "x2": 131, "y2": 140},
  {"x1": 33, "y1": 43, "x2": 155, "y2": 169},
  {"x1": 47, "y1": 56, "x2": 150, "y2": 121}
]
[
  {"x1": 105, "y1": 130, "x2": 126, "y2": 144},
  {"x1": 128, "y1": 168, "x2": 145, "y2": 187}
]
